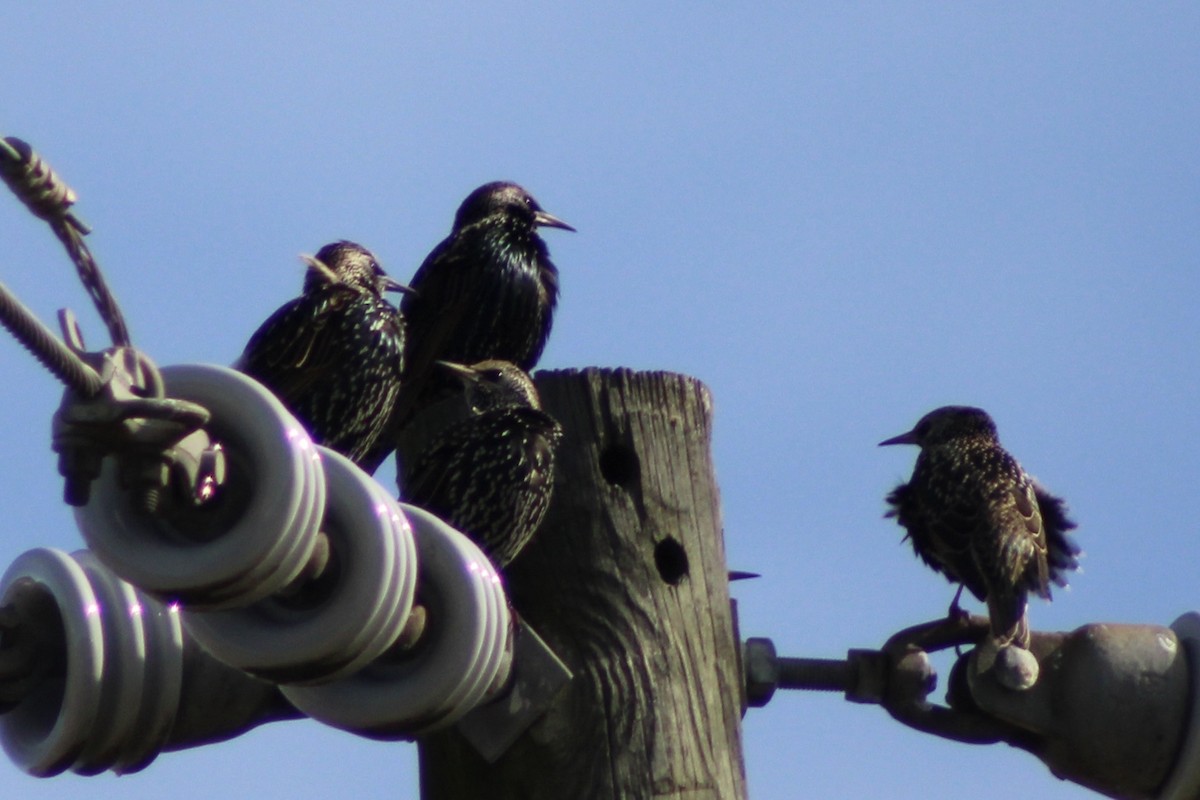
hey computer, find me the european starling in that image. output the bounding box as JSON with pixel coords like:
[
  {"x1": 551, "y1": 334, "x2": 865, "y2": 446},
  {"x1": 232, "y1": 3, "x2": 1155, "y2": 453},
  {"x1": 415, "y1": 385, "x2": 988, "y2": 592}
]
[
  {"x1": 236, "y1": 240, "x2": 410, "y2": 465},
  {"x1": 361, "y1": 182, "x2": 573, "y2": 473},
  {"x1": 398, "y1": 360, "x2": 562, "y2": 568},
  {"x1": 881, "y1": 406, "x2": 1080, "y2": 649}
]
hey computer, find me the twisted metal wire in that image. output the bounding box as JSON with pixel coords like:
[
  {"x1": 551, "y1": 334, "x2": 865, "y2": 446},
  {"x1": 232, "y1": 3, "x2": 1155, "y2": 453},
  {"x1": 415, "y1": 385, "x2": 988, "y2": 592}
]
[
  {"x1": 0, "y1": 280, "x2": 102, "y2": 397},
  {"x1": 0, "y1": 137, "x2": 131, "y2": 347}
]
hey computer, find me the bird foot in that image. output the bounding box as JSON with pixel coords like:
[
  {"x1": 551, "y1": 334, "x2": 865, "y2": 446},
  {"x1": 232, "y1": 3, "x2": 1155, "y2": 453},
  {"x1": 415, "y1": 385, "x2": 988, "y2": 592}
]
[{"x1": 946, "y1": 584, "x2": 969, "y2": 621}]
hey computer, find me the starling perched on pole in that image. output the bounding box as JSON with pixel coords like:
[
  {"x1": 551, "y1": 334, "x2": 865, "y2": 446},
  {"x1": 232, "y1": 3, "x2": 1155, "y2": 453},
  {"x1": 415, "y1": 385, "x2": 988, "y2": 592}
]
[
  {"x1": 880, "y1": 406, "x2": 1080, "y2": 650},
  {"x1": 236, "y1": 240, "x2": 410, "y2": 466},
  {"x1": 404, "y1": 181, "x2": 573, "y2": 372},
  {"x1": 398, "y1": 359, "x2": 562, "y2": 569},
  {"x1": 361, "y1": 182, "x2": 573, "y2": 473}
]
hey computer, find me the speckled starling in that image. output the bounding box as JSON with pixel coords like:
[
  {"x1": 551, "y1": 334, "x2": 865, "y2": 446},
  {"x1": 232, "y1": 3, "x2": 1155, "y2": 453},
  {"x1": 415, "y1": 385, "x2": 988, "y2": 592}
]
[
  {"x1": 236, "y1": 240, "x2": 409, "y2": 465},
  {"x1": 881, "y1": 406, "x2": 1080, "y2": 649},
  {"x1": 398, "y1": 359, "x2": 562, "y2": 568},
  {"x1": 362, "y1": 183, "x2": 573, "y2": 473}
]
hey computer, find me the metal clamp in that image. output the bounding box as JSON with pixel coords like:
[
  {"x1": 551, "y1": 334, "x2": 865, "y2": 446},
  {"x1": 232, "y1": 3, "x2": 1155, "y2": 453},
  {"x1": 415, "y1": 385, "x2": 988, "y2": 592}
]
[
  {"x1": 743, "y1": 614, "x2": 1027, "y2": 746},
  {"x1": 51, "y1": 312, "x2": 216, "y2": 507}
]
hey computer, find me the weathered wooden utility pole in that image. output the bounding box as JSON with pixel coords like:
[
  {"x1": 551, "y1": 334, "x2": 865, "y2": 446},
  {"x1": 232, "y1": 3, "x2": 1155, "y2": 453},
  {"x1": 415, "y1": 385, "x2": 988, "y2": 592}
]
[{"x1": 419, "y1": 368, "x2": 748, "y2": 799}]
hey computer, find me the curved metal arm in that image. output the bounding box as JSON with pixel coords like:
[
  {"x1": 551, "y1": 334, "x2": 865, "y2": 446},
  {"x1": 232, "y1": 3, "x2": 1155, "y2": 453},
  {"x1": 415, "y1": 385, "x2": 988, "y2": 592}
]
[
  {"x1": 872, "y1": 614, "x2": 1037, "y2": 747},
  {"x1": 744, "y1": 614, "x2": 1038, "y2": 746},
  {"x1": 744, "y1": 612, "x2": 1200, "y2": 798}
]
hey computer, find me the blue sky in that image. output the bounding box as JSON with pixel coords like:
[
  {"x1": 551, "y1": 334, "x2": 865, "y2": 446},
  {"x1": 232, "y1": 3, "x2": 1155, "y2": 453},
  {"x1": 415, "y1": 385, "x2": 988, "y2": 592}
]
[{"x1": 2, "y1": 5, "x2": 1199, "y2": 798}]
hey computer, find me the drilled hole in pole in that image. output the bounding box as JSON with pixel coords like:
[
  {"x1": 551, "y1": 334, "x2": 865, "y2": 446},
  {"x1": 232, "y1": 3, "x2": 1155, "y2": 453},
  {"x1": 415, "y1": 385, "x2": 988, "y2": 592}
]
[
  {"x1": 598, "y1": 442, "x2": 640, "y2": 488},
  {"x1": 654, "y1": 537, "x2": 689, "y2": 585}
]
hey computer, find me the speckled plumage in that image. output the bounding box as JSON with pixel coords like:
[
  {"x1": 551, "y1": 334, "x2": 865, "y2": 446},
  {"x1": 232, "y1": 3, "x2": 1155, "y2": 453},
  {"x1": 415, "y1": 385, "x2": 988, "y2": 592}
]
[
  {"x1": 399, "y1": 360, "x2": 562, "y2": 568},
  {"x1": 361, "y1": 183, "x2": 572, "y2": 474},
  {"x1": 882, "y1": 406, "x2": 1080, "y2": 648},
  {"x1": 237, "y1": 241, "x2": 407, "y2": 465}
]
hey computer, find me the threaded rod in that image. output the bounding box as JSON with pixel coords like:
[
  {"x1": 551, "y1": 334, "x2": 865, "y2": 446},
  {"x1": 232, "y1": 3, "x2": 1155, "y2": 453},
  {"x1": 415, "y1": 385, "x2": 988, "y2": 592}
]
[{"x1": 0, "y1": 279, "x2": 102, "y2": 396}]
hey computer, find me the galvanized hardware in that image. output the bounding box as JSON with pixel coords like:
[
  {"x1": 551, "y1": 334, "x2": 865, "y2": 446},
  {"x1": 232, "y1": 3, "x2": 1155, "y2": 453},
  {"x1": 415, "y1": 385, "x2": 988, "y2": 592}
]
[
  {"x1": 50, "y1": 315, "x2": 215, "y2": 507},
  {"x1": 456, "y1": 619, "x2": 574, "y2": 763}
]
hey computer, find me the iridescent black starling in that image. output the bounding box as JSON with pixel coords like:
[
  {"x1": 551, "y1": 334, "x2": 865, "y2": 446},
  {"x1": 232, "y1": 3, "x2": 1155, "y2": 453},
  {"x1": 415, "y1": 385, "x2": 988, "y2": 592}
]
[
  {"x1": 404, "y1": 182, "x2": 572, "y2": 372},
  {"x1": 363, "y1": 183, "x2": 573, "y2": 473},
  {"x1": 236, "y1": 241, "x2": 409, "y2": 465},
  {"x1": 399, "y1": 360, "x2": 562, "y2": 568},
  {"x1": 881, "y1": 406, "x2": 1080, "y2": 649}
]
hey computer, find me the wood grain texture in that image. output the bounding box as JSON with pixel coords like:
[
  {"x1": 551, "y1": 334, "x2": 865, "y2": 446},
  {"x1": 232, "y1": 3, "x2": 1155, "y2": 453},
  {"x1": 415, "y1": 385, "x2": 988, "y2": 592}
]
[{"x1": 419, "y1": 368, "x2": 746, "y2": 800}]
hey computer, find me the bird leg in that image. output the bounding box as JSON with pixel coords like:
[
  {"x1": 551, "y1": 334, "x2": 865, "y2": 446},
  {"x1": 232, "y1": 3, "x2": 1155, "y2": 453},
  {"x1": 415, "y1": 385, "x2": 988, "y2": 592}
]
[
  {"x1": 946, "y1": 585, "x2": 971, "y2": 656},
  {"x1": 947, "y1": 584, "x2": 968, "y2": 620}
]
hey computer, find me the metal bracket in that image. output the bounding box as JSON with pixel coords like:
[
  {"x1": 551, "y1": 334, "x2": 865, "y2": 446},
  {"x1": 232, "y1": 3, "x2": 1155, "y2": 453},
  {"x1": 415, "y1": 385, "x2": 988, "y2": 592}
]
[
  {"x1": 50, "y1": 312, "x2": 218, "y2": 507},
  {"x1": 455, "y1": 619, "x2": 573, "y2": 762},
  {"x1": 742, "y1": 614, "x2": 1031, "y2": 746}
]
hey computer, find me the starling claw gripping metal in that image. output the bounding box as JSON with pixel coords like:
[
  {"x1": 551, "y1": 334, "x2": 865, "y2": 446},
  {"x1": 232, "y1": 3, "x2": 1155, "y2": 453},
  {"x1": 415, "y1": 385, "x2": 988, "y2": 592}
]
[
  {"x1": 743, "y1": 612, "x2": 1200, "y2": 799},
  {"x1": 870, "y1": 615, "x2": 1030, "y2": 746}
]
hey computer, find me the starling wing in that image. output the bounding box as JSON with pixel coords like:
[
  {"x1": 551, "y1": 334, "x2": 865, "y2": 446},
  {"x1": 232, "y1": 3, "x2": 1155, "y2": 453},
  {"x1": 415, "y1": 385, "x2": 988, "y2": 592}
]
[
  {"x1": 886, "y1": 473, "x2": 990, "y2": 604},
  {"x1": 238, "y1": 283, "x2": 404, "y2": 463},
  {"x1": 400, "y1": 406, "x2": 561, "y2": 568},
  {"x1": 239, "y1": 289, "x2": 350, "y2": 400}
]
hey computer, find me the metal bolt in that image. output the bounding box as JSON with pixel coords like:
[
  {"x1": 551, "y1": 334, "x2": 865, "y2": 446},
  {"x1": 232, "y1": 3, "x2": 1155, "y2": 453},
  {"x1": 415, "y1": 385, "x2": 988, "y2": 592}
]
[
  {"x1": 119, "y1": 456, "x2": 170, "y2": 516},
  {"x1": 743, "y1": 638, "x2": 865, "y2": 707},
  {"x1": 743, "y1": 638, "x2": 780, "y2": 707},
  {"x1": 56, "y1": 445, "x2": 102, "y2": 506}
]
